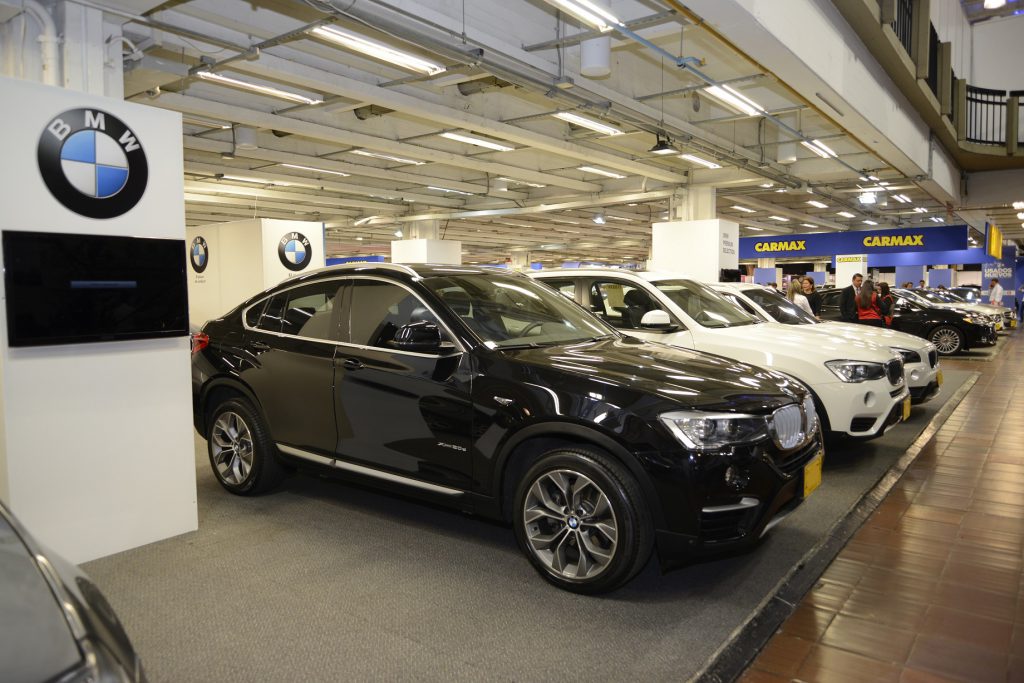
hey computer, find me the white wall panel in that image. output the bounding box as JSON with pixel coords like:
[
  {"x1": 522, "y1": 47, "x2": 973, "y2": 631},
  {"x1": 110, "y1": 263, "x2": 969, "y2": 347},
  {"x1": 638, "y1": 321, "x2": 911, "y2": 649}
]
[{"x1": 971, "y1": 15, "x2": 1024, "y2": 90}]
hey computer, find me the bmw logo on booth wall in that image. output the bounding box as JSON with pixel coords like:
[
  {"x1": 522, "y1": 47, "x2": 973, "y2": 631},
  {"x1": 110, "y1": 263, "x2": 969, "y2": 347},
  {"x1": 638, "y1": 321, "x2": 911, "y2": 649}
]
[
  {"x1": 278, "y1": 232, "x2": 312, "y2": 271},
  {"x1": 190, "y1": 236, "x2": 209, "y2": 274},
  {"x1": 37, "y1": 108, "x2": 148, "y2": 219}
]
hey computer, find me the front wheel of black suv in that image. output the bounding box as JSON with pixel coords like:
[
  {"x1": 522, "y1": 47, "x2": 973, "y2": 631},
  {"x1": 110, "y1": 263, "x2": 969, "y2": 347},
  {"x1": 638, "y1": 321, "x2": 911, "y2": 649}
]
[
  {"x1": 929, "y1": 325, "x2": 964, "y2": 355},
  {"x1": 206, "y1": 398, "x2": 284, "y2": 495},
  {"x1": 513, "y1": 447, "x2": 653, "y2": 594}
]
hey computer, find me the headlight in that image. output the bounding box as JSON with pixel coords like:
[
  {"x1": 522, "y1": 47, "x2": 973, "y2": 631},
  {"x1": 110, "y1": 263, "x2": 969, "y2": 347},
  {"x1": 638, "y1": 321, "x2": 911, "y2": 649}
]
[
  {"x1": 892, "y1": 347, "x2": 921, "y2": 364},
  {"x1": 660, "y1": 411, "x2": 770, "y2": 450},
  {"x1": 962, "y1": 316, "x2": 974, "y2": 324},
  {"x1": 825, "y1": 360, "x2": 886, "y2": 382}
]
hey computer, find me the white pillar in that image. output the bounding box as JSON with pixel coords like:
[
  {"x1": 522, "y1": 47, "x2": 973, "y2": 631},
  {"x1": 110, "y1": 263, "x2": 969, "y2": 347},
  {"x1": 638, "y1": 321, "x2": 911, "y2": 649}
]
[
  {"x1": 669, "y1": 187, "x2": 716, "y2": 221},
  {"x1": 650, "y1": 218, "x2": 739, "y2": 282},
  {"x1": 509, "y1": 249, "x2": 531, "y2": 272}
]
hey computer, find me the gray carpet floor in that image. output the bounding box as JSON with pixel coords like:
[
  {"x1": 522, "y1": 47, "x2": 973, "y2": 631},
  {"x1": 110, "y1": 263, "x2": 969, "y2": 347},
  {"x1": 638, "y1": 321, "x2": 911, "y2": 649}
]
[{"x1": 83, "y1": 370, "x2": 974, "y2": 682}]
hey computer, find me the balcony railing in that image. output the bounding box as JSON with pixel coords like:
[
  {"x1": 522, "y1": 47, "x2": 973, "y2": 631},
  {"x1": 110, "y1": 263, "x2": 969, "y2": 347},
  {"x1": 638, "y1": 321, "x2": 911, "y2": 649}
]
[
  {"x1": 965, "y1": 85, "x2": 1007, "y2": 146},
  {"x1": 891, "y1": 0, "x2": 913, "y2": 55}
]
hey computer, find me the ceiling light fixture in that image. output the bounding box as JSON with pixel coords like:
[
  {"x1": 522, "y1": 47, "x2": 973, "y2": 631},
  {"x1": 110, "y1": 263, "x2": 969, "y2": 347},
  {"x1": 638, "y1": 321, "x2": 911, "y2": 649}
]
[
  {"x1": 439, "y1": 131, "x2": 515, "y2": 152},
  {"x1": 553, "y1": 112, "x2": 624, "y2": 136},
  {"x1": 394, "y1": 229, "x2": 404, "y2": 237},
  {"x1": 801, "y1": 223, "x2": 817, "y2": 228},
  {"x1": 1017, "y1": 211, "x2": 1024, "y2": 220},
  {"x1": 219, "y1": 174, "x2": 289, "y2": 186},
  {"x1": 732, "y1": 205, "x2": 756, "y2": 213},
  {"x1": 801, "y1": 139, "x2": 838, "y2": 159},
  {"x1": 868, "y1": 175, "x2": 880, "y2": 181},
  {"x1": 542, "y1": 0, "x2": 621, "y2": 32},
  {"x1": 913, "y1": 206, "x2": 928, "y2": 213},
  {"x1": 350, "y1": 149, "x2": 425, "y2": 165},
  {"x1": 744, "y1": 226, "x2": 764, "y2": 231},
  {"x1": 892, "y1": 194, "x2": 911, "y2": 203},
  {"x1": 983, "y1": 0, "x2": 1006, "y2": 9},
  {"x1": 929, "y1": 216, "x2": 944, "y2": 223},
  {"x1": 806, "y1": 200, "x2": 828, "y2": 209},
  {"x1": 427, "y1": 186, "x2": 475, "y2": 196},
  {"x1": 648, "y1": 136, "x2": 679, "y2": 155},
  {"x1": 864, "y1": 219, "x2": 878, "y2": 225},
  {"x1": 498, "y1": 177, "x2": 546, "y2": 188},
  {"x1": 280, "y1": 163, "x2": 351, "y2": 177},
  {"x1": 196, "y1": 71, "x2": 322, "y2": 105},
  {"x1": 858, "y1": 192, "x2": 877, "y2": 204},
  {"x1": 310, "y1": 26, "x2": 446, "y2": 75},
  {"x1": 769, "y1": 215, "x2": 788, "y2": 222},
  {"x1": 577, "y1": 165, "x2": 627, "y2": 179},
  {"x1": 1013, "y1": 201, "x2": 1024, "y2": 209},
  {"x1": 701, "y1": 84, "x2": 764, "y2": 117},
  {"x1": 354, "y1": 216, "x2": 378, "y2": 226},
  {"x1": 593, "y1": 211, "x2": 606, "y2": 225},
  {"x1": 837, "y1": 211, "x2": 856, "y2": 218},
  {"x1": 679, "y1": 153, "x2": 722, "y2": 169}
]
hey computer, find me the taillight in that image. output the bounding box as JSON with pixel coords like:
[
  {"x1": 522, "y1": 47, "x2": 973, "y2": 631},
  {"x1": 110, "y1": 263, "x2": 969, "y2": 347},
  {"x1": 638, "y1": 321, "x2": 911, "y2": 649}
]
[{"x1": 191, "y1": 332, "x2": 209, "y2": 355}]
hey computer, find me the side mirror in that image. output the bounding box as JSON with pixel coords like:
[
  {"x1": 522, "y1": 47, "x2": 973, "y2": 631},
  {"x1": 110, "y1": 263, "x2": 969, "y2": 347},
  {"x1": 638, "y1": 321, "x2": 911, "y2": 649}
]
[
  {"x1": 640, "y1": 309, "x2": 677, "y2": 330},
  {"x1": 390, "y1": 320, "x2": 442, "y2": 354}
]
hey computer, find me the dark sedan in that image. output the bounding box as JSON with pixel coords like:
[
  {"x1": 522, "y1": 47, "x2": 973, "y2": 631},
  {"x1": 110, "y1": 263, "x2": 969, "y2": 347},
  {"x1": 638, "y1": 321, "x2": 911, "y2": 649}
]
[
  {"x1": 817, "y1": 287, "x2": 995, "y2": 355},
  {"x1": 192, "y1": 264, "x2": 824, "y2": 593}
]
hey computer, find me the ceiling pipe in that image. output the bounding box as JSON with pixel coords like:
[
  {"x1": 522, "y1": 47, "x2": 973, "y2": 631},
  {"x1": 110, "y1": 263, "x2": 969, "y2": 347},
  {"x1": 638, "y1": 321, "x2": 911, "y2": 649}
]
[{"x1": 19, "y1": 0, "x2": 60, "y2": 86}]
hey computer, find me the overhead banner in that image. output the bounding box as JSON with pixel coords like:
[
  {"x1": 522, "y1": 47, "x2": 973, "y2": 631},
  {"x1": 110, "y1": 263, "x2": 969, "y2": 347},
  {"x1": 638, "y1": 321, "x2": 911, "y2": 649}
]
[
  {"x1": 986, "y1": 222, "x2": 1003, "y2": 260},
  {"x1": 740, "y1": 225, "x2": 968, "y2": 259}
]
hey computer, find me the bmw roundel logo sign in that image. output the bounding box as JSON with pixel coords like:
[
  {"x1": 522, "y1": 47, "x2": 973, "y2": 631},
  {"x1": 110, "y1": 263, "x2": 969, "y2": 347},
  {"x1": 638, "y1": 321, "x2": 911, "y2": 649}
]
[
  {"x1": 37, "y1": 108, "x2": 148, "y2": 219},
  {"x1": 190, "y1": 236, "x2": 209, "y2": 273},
  {"x1": 278, "y1": 232, "x2": 312, "y2": 271}
]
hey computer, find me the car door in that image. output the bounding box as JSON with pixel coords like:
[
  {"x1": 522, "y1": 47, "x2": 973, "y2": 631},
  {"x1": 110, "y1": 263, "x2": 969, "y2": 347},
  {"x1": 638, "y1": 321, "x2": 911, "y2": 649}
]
[
  {"x1": 332, "y1": 277, "x2": 475, "y2": 491},
  {"x1": 585, "y1": 279, "x2": 694, "y2": 348},
  {"x1": 889, "y1": 295, "x2": 925, "y2": 336},
  {"x1": 241, "y1": 279, "x2": 344, "y2": 455}
]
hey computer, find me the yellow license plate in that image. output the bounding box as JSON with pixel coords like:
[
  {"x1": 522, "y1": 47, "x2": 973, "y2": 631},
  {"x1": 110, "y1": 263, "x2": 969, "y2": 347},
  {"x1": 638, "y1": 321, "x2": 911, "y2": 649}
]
[
  {"x1": 1012, "y1": 319, "x2": 1018, "y2": 329},
  {"x1": 937, "y1": 369, "x2": 943, "y2": 386},
  {"x1": 803, "y1": 452, "x2": 823, "y2": 498},
  {"x1": 902, "y1": 396, "x2": 912, "y2": 421}
]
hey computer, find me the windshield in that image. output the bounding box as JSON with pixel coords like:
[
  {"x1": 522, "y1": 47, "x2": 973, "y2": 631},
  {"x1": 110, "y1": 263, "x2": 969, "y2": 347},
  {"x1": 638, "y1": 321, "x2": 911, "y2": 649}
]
[
  {"x1": 651, "y1": 279, "x2": 757, "y2": 328},
  {"x1": 741, "y1": 287, "x2": 817, "y2": 325},
  {"x1": 915, "y1": 289, "x2": 955, "y2": 304},
  {"x1": 423, "y1": 273, "x2": 615, "y2": 348}
]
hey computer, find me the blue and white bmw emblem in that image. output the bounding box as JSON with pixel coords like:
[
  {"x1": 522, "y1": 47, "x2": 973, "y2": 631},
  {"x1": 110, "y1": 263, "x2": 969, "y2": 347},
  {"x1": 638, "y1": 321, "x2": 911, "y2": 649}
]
[
  {"x1": 37, "y1": 108, "x2": 148, "y2": 219},
  {"x1": 190, "y1": 236, "x2": 209, "y2": 273},
  {"x1": 278, "y1": 231, "x2": 312, "y2": 271}
]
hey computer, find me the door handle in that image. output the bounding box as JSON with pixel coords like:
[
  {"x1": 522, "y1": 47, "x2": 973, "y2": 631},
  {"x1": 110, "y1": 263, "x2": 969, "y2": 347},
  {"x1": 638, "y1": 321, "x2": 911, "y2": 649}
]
[
  {"x1": 342, "y1": 358, "x2": 364, "y2": 370},
  {"x1": 250, "y1": 341, "x2": 271, "y2": 352}
]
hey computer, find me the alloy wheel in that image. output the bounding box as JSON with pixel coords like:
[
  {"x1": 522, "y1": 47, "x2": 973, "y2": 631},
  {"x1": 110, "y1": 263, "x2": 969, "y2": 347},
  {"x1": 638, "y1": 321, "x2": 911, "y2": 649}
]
[
  {"x1": 210, "y1": 411, "x2": 255, "y2": 485},
  {"x1": 930, "y1": 328, "x2": 962, "y2": 354},
  {"x1": 522, "y1": 469, "x2": 618, "y2": 580}
]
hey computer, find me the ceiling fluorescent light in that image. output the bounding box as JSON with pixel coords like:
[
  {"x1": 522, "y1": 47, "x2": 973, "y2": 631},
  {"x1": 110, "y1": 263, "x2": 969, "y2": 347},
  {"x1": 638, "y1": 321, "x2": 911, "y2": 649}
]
[
  {"x1": 543, "y1": 0, "x2": 621, "y2": 32},
  {"x1": 984, "y1": 0, "x2": 1006, "y2": 9},
  {"x1": 864, "y1": 219, "x2": 878, "y2": 225},
  {"x1": 310, "y1": 26, "x2": 445, "y2": 76},
  {"x1": 930, "y1": 216, "x2": 944, "y2": 222},
  {"x1": 553, "y1": 112, "x2": 623, "y2": 136},
  {"x1": 1017, "y1": 212, "x2": 1024, "y2": 220},
  {"x1": 498, "y1": 177, "x2": 546, "y2": 188},
  {"x1": 196, "y1": 71, "x2": 322, "y2": 105},
  {"x1": 218, "y1": 174, "x2": 289, "y2": 186},
  {"x1": 182, "y1": 116, "x2": 231, "y2": 129},
  {"x1": 800, "y1": 139, "x2": 837, "y2": 159},
  {"x1": 867, "y1": 175, "x2": 880, "y2": 181},
  {"x1": 427, "y1": 186, "x2": 475, "y2": 196},
  {"x1": 731, "y1": 205, "x2": 756, "y2": 213},
  {"x1": 913, "y1": 206, "x2": 928, "y2": 213},
  {"x1": 439, "y1": 131, "x2": 514, "y2": 152},
  {"x1": 280, "y1": 163, "x2": 351, "y2": 177},
  {"x1": 701, "y1": 84, "x2": 764, "y2": 117},
  {"x1": 679, "y1": 153, "x2": 722, "y2": 169},
  {"x1": 858, "y1": 192, "x2": 876, "y2": 204},
  {"x1": 801, "y1": 223, "x2": 817, "y2": 228},
  {"x1": 892, "y1": 194, "x2": 911, "y2": 203},
  {"x1": 1013, "y1": 201, "x2": 1024, "y2": 209},
  {"x1": 806, "y1": 200, "x2": 828, "y2": 209},
  {"x1": 744, "y1": 226, "x2": 764, "y2": 231},
  {"x1": 837, "y1": 211, "x2": 856, "y2": 218},
  {"x1": 350, "y1": 149, "x2": 425, "y2": 165},
  {"x1": 769, "y1": 215, "x2": 788, "y2": 222},
  {"x1": 577, "y1": 165, "x2": 627, "y2": 179}
]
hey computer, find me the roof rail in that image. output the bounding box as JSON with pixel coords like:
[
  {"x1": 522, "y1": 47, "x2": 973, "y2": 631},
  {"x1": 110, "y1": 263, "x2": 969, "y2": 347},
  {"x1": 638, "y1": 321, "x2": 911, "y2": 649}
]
[{"x1": 318, "y1": 262, "x2": 421, "y2": 276}]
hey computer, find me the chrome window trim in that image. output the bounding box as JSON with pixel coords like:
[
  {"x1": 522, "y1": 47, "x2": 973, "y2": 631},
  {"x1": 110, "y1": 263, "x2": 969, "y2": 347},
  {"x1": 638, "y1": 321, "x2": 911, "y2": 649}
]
[
  {"x1": 241, "y1": 274, "x2": 466, "y2": 357},
  {"x1": 277, "y1": 444, "x2": 464, "y2": 496}
]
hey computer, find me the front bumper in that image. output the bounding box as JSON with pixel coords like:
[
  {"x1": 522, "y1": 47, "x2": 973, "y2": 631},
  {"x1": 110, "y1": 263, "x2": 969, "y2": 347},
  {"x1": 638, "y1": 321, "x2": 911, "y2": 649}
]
[
  {"x1": 964, "y1": 323, "x2": 997, "y2": 348},
  {"x1": 817, "y1": 378, "x2": 908, "y2": 438},
  {"x1": 905, "y1": 359, "x2": 941, "y2": 404}
]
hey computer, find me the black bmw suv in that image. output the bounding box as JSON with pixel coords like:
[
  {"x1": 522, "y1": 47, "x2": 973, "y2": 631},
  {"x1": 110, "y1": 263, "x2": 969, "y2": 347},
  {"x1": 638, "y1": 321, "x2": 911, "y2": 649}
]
[{"x1": 192, "y1": 264, "x2": 823, "y2": 593}]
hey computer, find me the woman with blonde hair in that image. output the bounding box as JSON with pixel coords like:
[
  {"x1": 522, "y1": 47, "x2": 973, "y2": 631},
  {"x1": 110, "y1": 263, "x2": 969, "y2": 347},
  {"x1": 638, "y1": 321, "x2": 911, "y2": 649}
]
[{"x1": 786, "y1": 279, "x2": 814, "y2": 316}]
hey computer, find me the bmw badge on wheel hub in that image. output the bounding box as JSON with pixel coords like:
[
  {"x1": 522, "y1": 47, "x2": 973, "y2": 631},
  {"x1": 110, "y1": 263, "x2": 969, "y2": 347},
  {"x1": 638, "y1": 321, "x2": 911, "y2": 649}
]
[
  {"x1": 278, "y1": 232, "x2": 312, "y2": 271},
  {"x1": 37, "y1": 108, "x2": 148, "y2": 219}
]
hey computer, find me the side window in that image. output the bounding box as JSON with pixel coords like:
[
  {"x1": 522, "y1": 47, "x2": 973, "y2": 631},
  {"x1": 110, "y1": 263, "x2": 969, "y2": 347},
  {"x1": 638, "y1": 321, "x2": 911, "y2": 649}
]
[
  {"x1": 256, "y1": 294, "x2": 286, "y2": 333},
  {"x1": 722, "y1": 292, "x2": 761, "y2": 318},
  {"x1": 280, "y1": 281, "x2": 344, "y2": 340},
  {"x1": 590, "y1": 280, "x2": 663, "y2": 330},
  {"x1": 349, "y1": 280, "x2": 442, "y2": 349},
  {"x1": 245, "y1": 299, "x2": 267, "y2": 328},
  {"x1": 539, "y1": 279, "x2": 578, "y2": 301}
]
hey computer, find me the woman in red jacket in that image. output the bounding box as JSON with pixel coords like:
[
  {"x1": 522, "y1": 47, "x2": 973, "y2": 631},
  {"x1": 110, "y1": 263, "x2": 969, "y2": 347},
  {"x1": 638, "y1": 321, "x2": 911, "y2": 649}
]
[{"x1": 856, "y1": 279, "x2": 886, "y2": 327}]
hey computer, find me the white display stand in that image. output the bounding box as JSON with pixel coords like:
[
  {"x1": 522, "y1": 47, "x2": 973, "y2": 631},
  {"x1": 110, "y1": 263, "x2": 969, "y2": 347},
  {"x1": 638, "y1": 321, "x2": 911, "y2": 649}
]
[
  {"x1": 0, "y1": 76, "x2": 197, "y2": 563},
  {"x1": 186, "y1": 219, "x2": 325, "y2": 326},
  {"x1": 391, "y1": 238, "x2": 462, "y2": 265},
  {"x1": 835, "y1": 254, "x2": 869, "y2": 289},
  {"x1": 649, "y1": 219, "x2": 739, "y2": 282}
]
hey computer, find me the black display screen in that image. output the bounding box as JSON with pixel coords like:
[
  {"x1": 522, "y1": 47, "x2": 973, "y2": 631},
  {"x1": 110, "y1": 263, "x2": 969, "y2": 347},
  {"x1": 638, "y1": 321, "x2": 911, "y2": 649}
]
[{"x1": 2, "y1": 230, "x2": 189, "y2": 347}]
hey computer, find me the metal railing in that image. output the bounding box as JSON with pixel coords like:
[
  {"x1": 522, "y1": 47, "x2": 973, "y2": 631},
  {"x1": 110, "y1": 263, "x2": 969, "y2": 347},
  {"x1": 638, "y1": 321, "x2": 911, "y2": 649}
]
[
  {"x1": 965, "y1": 85, "x2": 1007, "y2": 146},
  {"x1": 891, "y1": 0, "x2": 914, "y2": 56}
]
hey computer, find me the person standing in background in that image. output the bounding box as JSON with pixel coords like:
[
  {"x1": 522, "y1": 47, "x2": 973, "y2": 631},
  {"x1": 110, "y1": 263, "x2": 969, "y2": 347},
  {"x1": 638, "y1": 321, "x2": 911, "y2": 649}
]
[
  {"x1": 919, "y1": 279, "x2": 926, "y2": 288},
  {"x1": 801, "y1": 277, "x2": 822, "y2": 318},
  {"x1": 840, "y1": 273, "x2": 863, "y2": 323},
  {"x1": 989, "y1": 278, "x2": 1004, "y2": 306},
  {"x1": 856, "y1": 279, "x2": 886, "y2": 327},
  {"x1": 787, "y1": 280, "x2": 814, "y2": 317},
  {"x1": 878, "y1": 282, "x2": 895, "y2": 328}
]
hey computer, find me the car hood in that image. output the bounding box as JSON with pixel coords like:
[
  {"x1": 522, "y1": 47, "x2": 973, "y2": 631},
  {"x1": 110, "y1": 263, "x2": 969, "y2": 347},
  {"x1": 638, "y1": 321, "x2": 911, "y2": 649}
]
[
  {"x1": 928, "y1": 302, "x2": 990, "y2": 317},
  {"x1": 689, "y1": 321, "x2": 896, "y2": 365},
  {"x1": 794, "y1": 321, "x2": 934, "y2": 353},
  {"x1": 502, "y1": 336, "x2": 802, "y2": 412}
]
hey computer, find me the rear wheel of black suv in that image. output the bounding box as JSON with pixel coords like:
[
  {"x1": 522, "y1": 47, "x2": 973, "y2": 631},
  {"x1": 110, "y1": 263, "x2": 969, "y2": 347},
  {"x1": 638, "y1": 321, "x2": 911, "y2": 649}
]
[
  {"x1": 207, "y1": 398, "x2": 284, "y2": 495},
  {"x1": 513, "y1": 447, "x2": 653, "y2": 594}
]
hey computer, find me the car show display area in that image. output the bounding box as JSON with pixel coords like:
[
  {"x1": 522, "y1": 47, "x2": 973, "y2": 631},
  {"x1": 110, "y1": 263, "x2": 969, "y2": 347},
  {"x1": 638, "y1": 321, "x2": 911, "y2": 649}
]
[{"x1": 84, "y1": 371, "x2": 975, "y2": 682}]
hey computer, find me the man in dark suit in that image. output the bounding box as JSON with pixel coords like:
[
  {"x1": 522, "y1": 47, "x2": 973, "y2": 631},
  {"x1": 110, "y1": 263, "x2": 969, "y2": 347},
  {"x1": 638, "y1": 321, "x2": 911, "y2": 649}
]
[{"x1": 840, "y1": 273, "x2": 864, "y2": 323}]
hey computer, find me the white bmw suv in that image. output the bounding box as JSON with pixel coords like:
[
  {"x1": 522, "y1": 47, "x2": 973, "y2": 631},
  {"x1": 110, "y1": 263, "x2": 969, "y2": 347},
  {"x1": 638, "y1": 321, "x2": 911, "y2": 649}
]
[{"x1": 532, "y1": 270, "x2": 911, "y2": 440}]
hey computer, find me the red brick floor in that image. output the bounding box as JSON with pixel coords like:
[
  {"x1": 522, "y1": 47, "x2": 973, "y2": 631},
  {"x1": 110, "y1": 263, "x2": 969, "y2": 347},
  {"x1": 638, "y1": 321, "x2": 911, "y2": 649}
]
[{"x1": 741, "y1": 328, "x2": 1024, "y2": 683}]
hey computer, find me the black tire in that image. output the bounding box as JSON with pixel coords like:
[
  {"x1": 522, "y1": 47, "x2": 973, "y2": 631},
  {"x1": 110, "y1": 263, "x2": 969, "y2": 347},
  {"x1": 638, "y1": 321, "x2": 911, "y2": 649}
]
[
  {"x1": 929, "y1": 325, "x2": 964, "y2": 355},
  {"x1": 512, "y1": 447, "x2": 653, "y2": 594},
  {"x1": 206, "y1": 398, "x2": 284, "y2": 495}
]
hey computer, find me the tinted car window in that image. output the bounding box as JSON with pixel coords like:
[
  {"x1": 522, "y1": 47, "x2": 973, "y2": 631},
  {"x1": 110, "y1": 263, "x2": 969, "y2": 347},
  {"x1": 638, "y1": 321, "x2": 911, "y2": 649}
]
[
  {"x1": 348, "y1": 279, "x2": 441, "y2": 349},
  {"x1": 280, "y1": 281, "x2": 344, "y2": 340},
  {"x1": 743, "y1": 288, "x2": 816, "y2": 324},
  {"x1": 589, "y1": 280, "x2": 666, "y2": 329},
  {"x1": 256, "y1": 294, "x2": 286, "y2": 333},
  {"x1": 539, "y1": 278, "x2": 577, "y2": 300},
  {"x1": 245, "y1": 299, "x2": 267, "y2": 328}
]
